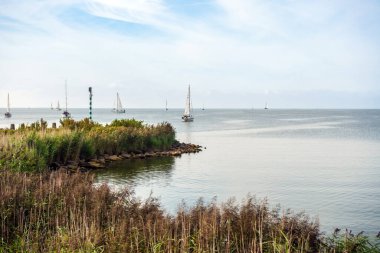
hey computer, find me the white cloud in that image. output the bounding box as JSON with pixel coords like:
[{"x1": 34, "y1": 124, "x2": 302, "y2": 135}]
[{"x1": 0, "y1": 0, "x2": 379, "y2": 108}]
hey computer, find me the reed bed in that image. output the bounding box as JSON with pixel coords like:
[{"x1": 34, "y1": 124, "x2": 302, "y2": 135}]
[
  {"x1": 0, "y1": 118, "x2": 175, "y2": 172},
  {"x1": 1, "y1": 170, "x2": 378, "y2": 252}
]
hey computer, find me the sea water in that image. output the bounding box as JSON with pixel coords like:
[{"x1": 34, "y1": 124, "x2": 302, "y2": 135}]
[{"x1": 2, "y1": 108, "x2": 379, "y2": 234}]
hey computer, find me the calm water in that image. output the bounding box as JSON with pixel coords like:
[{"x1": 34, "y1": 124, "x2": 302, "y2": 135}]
[{"x1": 2, "y1": 108, "x2": 380, "y2": 233}]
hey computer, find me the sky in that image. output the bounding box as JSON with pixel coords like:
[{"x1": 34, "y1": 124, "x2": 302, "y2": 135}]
[{"x1": 0, "y1": 0, "x2": 379, "y2": 108}]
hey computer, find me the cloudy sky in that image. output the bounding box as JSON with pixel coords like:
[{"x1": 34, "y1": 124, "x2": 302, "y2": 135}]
[{"x1": 0, "y1": 0, "x2": 379, "y2": 108}]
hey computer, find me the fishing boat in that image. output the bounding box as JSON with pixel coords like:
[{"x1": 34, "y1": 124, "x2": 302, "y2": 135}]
[
  {"x1": 113, "y1": 92, "x2": 126, "y2": 113},
  {"x1": 182, "y1": 85, "x2": 194, "y2": 122},
  {"x1": 56, "y1": 101, "x2": 62, "y2": 111},
  {"x1": 4, "y1": 93, "x2": 11, "y2": 118},
  {"x1": 61, "y1": 80, "x2": 71, "y2": 119}
]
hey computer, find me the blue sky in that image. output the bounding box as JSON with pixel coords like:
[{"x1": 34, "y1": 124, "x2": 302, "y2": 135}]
[{"x1": 0, "y1": 0, "x2": 379, "y2": 108}]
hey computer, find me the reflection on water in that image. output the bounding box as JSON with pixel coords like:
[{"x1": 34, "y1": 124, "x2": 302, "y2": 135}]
[{"x1": 95, "y1": 157, "x2": 175, "y2": 190}]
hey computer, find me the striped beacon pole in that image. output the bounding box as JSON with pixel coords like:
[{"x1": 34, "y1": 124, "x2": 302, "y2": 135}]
[{"x1": 89, "y1": 87, "x2": 93, "y2": 120}]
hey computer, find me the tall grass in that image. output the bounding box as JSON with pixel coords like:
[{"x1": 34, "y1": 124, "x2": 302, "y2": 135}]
[
  {"x1": 0, "y1": 119, "x2": 176, "y2": 172},
  {"x1": 0, "y1": 170, "x2": 316, "y2": 252},
  {"x1": 1, "y1": 170, "x2": 378, "y2": 252}
]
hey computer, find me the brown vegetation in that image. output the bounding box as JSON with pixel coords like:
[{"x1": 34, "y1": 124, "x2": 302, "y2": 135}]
[{"x1": 0, "y1": 170, "x2": 321, "y2": 252}]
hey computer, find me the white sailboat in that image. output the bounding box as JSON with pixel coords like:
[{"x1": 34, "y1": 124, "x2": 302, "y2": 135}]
[
  {"x1": 56, "y1": 100, "x2": 61, "y2": 111},
  {"x1": 264, "y1": 101, "x2": 269, "y2": 110},
  {"x1": 165, "y1": 99, "x2": 168, "y2": 111},
  {"x1": 4, "y1": 93, "x2": 11, "y2": 118},
  {"x1": 182, "y1": 85, "x2": 194, "y2": 122},
  {"x1": 113, "y1": 92, "x2": 126, "y2": 113},
  {"x1": 50, "y1": 102, "x2": 53, "y2": 110},
  {"x1": 61, "y1": 80, "x2": 71, "y2": 118}
]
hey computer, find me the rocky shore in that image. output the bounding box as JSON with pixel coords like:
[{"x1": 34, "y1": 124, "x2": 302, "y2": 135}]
[{"x1": 51, "y1": 142, "x2": 203, "y2": 171}]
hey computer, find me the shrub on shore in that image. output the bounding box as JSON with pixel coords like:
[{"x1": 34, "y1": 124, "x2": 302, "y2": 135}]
[
  {"x1": 0, "y1": 118, "x2": 176, "y2": 172},
  {"x1": 0, "y1": 170, "x2": 378, "y2": 252}
]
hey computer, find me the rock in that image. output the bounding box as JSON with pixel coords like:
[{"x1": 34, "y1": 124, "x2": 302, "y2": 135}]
[
  {"x1": 121, "y1": 153, "x2": 131, "y2": 159},
  {"x1": 79, "y1": 160, "x2": 91, "y2": 167},
  {"x1": 108, "y1": 155, "x2": 122, "y2": 161},
  {"x1": 88, "y1": 160, "x2": 106, "y2": 168},
  {"x1": 145, "y1": 152, "x2": 155, "y2": 157},
  {"x1": 135, "y1": 154, "x2": 146, "y2": 159},
  {"x1": 169, "y1": 151, "x2": 181, "y2": 156}
]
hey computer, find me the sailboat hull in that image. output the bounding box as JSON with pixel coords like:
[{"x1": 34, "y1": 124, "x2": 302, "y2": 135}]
[
  {"x1": 61, "y1": 111, "x2": 71, "y2": 119},
  {"x1": 4, "y1": 112, "x2": 11, "y2": 118},
  {"x1": 182, "y1": 115, "x2": 194, "y2": 122}
]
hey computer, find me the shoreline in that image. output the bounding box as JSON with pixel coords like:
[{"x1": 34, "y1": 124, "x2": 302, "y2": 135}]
[{"x1": 54, "y1": 142, "x2": 203, "y2": 171}]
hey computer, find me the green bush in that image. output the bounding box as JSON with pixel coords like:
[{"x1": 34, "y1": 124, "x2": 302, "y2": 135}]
[
  {"x1": 60, "y1": 118, "x2": 101, "y2": 130},
  {"x1": 109, "y1": 118, "x2": 144, "y2": 128},
  {"x1": 0, "y1": 119, "x2": 176, "y2": 172}
]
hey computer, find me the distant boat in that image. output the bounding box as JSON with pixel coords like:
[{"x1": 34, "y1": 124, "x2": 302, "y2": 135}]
[
  {"x1": 4, "y1": 93, "x2": 11, "y2": 118},
  {"x1": 50, "y1": 103, "x2": 53, "y2": 110},
  {"x1": 182, "y1": 85, "x2": 194, "y2": 122},
  {"x1": 165, "y1": 99, "x2": 168, "y2": 111},
  {"x1": 264, "y1": 101, "x2": 269, "y2": 110},
  {"x1": 56, "y1": 100, "x2": 62, "y2": 111},
  {"x1": 113, "y1": 92, "x2": 126, "y2": 113},
  {"x1": 61, "y1": 80, "x2": 71, "y2": 119},
  {"x1": 202, "y1": 103, "x2": 205, "y2": 110}
]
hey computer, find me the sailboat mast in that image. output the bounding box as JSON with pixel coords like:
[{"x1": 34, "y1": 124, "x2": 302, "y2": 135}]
[
  {"x1": 65, "y1": 80, "x2": 68, "y2": 112},
  {"x1": 7, "y1": 93, "x2": 10, "y2": 113},
  {"x1": 188, "y1": 85, "x2": 192, "y2": 114},
  {"x1": 188, "y1": 85, "x2": 190, "y2": 112},
  {"x1": 117, "y1": 92, "x2": 120, "y2": 110}
]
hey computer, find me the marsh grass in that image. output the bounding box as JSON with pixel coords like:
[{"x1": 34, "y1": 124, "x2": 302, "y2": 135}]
[
  {"x1": 0, "y1": 170, "x2": 318, "y2": 252},
  {"x1": 0, "y1": 170, "x2": 378, "y2": 252},
  {"x1": 0, "y1": 118, "x2": 175, "y2": 172}
]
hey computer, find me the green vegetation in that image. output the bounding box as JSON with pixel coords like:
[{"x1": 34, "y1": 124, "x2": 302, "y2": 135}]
[
  {"x1": 0, "y1": 170, "x2": 378, "y2": 252},
  {"x1": 322, "y1": 229, "x2": 380, "y2": 253},
  {"x1": 0, "y1": 118, "x2": 176, "y2": 172}
]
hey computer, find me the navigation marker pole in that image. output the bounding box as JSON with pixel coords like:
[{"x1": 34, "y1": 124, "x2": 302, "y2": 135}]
[{"x1": 89, "y1": 87, "x2": 93, "y2": 120}]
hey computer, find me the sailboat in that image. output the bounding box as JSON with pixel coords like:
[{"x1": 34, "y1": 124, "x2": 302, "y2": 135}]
[
  {"x1": 264, "y1": 101, "x2": 269, "y2": 110},
  {"x1": 50, "y1": 103, "x2": 53, "y2": 110},
  {"x1": 202, "y1": 103, "x2": 205, "y2": 111},
  {"x1": 4, "y1": 93, "x2": 11, "y2": 118},
  {"x1": 165, "y1": 99, "x2": 168, "y2": 111},
  {"x1": 56, "y1": 101, "x2": 62, "y2": 111},
  {"x1": 61, "y1": 80, "x2": 71, "y2": 119},
  {"x1": 113, "y1": 92, "x2": 126, "y2": 113},
  {"x1": 182, "y1": 85, "x2": 194, "y2": 122}
]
